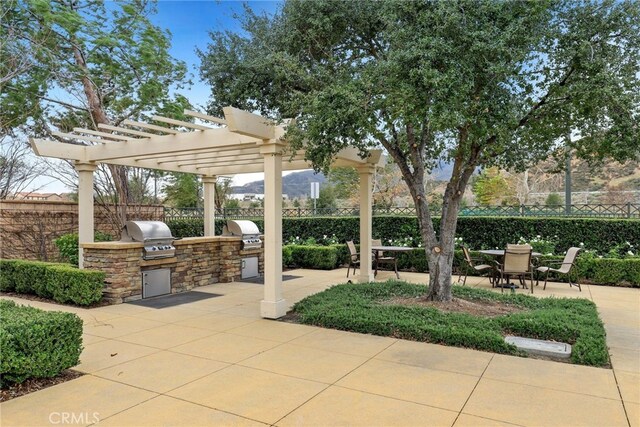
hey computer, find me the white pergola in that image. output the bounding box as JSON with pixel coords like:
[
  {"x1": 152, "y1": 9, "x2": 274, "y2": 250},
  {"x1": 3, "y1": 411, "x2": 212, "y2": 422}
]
[{"x1": 30, "y1": 107, "x2": 383, "y2": 318}]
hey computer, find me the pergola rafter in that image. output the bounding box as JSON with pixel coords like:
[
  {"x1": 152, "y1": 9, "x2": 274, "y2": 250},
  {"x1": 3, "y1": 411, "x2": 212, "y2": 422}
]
[{"x1": 30, "y1": 106, "x2": 383, "y2": 319}]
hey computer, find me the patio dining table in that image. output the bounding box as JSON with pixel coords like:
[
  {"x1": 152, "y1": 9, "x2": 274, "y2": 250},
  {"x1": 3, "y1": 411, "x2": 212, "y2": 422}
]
[
  {"x1": 479, "y1": 249, "x2": 543, "y2": 258},
  {"x1": 371, "y1": 245, "x2": 415, "y2": 279},
  {"x1": 478, "y1": 249, "x2": 542, "y2": 289}
]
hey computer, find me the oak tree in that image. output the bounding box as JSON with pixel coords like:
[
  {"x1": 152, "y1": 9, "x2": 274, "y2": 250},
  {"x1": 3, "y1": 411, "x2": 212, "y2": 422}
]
[{"x1": 200, "y1": 0, "x2": 639, "y2": 301}]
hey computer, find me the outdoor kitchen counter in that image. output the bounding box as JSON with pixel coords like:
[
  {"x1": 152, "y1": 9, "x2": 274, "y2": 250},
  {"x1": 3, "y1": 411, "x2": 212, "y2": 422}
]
[
  {"x1": 81, "y1": 235, "x2": 264, "y2": 304},
  {"x1": 173, "y1": 235, "x2": 243, "y2": 245},
  {"x1": 81, "y1": 241, "x2": 143, "y2": 249}
]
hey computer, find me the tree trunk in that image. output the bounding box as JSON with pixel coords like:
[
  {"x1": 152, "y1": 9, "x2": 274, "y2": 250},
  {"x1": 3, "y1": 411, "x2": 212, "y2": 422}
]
[
  {"x1": 72, "y1": 42, "x2": 129, "y2": 228},
  {"x1": 426, "y1": 249, "x2": 454, "y2": 301}
]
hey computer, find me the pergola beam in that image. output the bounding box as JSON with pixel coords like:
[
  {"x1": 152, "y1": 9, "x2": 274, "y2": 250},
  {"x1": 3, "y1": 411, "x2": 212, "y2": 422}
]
[
  {"x1": 122, "y1": 119, "x2": 181, "y2": 134},
  {"x1": 184, "y1": 109, "x2": 227, "y2": 125},
  {"x1": 31, "y1": 138, "x2": 87, "y2": 161},
  {"x1": 98, "y1": 124, "x2": 155, "y2": 138},
  {"x1": 151, "y1": 115, "x2": 213, "y2": 131},
  {"x1": 73, "y1": 128, "x2": 136, "y2": 141},
  {"x1": 84, "y1": 129, "x2": 258, "y2": 161},
  {"x1": 146, "y1": 146, "x2": 263, "y2": 162},
  {"x1": 223, "y1": 106, "x2": 275, "y2": 140},
  {"x1": 53, "y1": 131, "x2": 112, "y2": 145},
  {"x1": 173, "y1": 152, "x2": 306, "y2": 168}
]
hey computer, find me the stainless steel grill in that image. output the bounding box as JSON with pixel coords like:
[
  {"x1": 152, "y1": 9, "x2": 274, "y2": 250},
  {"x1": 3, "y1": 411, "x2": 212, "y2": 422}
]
[
  {"x1": 223, "y1": 220, "x2": 262, "y2": 249},
  {"x1": 121, "y1": 220, "x2": 176, "y2": 260}
]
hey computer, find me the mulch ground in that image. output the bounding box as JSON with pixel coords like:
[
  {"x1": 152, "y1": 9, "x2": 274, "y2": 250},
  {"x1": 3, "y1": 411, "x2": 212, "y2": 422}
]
[
  {"x1": 0, "y1": 370, "x2": 84, "y2": 402},
  {"x1": 383, "y1": 296, "x2": 525, "y2": 317}
]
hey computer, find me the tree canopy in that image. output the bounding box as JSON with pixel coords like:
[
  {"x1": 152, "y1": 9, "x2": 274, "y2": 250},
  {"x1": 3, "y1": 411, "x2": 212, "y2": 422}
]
[
  {"x1": 1, "y1": 0, "x2": 190, "y2": 225},
  {"x1": 200, "y1": 0, "x2": 639, "y2": 300},
  {"x1": 1, "y1": 0, "x2": 188, "y2": 134}
]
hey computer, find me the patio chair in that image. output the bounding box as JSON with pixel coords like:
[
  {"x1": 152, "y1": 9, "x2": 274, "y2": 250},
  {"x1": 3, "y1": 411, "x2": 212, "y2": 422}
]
[
  {"x1": 372, "y1": 239, "x2": 399, "y2": 279},
  {"x1": 458, "y1": 246, "x2": 494, "y2": 286},
  {"x1": 494, "y1": 244, "x2": 534, "y2": 293},
  {"x1": 346, "y1": 240, "x2": 360, "y2": 278},
  {"x1": 535, "y1": 247, "x2": 582, "y2": 291}
]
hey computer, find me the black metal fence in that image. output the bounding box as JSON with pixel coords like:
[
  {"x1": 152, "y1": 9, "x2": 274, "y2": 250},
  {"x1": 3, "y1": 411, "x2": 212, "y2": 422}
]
[{"x1": 164, "y1": 203, "x2": 640, "y2": 221}]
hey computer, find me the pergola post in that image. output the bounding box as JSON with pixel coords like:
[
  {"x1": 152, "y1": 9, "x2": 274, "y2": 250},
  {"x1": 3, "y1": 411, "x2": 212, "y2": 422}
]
[
  {"x1": 260, "y1": 143, "x2": 287, "y2": 319},
  {"x1": 202, "y1": 175, "x2": 217, "y2": 236},
  {"x1": 358, "y1": 164, "x2": 375, "y2": 282},
  {"x1": 76, "y1": 162, "x2": 97, "y2": 269}
]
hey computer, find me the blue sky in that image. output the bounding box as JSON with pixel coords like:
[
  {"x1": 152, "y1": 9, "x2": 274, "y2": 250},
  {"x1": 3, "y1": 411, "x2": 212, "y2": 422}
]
[{"x1": 152, "y1": 1, "x2": 280, "y2": 109}]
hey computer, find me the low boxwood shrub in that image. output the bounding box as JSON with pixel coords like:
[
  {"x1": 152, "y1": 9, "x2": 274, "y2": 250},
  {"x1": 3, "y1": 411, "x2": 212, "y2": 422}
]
[
  {"x1": 285, "y1": 245, "x2": 341, "y2": 270},
  {"x1": 45, "y1": 265, "x2": 106, "y2": 305},
  {"x1": 291, "y1": 281, "x2": 609, "y2": 367},
  {"x1": 0, "y1": 300, "x2": 83, "y2": 387},
  {"x1": 55, "y1": 232, "x2": 113, "y2": 266},
  {"x1": 0, "y1": 259, "x2": 105, "y2": 305}
]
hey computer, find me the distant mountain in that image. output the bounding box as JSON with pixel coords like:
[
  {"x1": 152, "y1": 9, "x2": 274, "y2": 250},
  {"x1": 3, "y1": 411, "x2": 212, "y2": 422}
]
[{"x1": 232, "y1": 170, "x2": 327, "y2": 198}]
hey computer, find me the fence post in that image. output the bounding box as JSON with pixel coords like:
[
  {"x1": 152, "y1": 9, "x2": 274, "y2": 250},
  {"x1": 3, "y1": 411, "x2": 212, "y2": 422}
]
[
  {"x1": 520, "y1": 205, "x2": 525, "y2": 216},
  {"x1": 628, "y1": 202, "x2": 632, "y2": 219},
  {"x1": 297, "y1": 207, "x2": 301, "y2": 218}
]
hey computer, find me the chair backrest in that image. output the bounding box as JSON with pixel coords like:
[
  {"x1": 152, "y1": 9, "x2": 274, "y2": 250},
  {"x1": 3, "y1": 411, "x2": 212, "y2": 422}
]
[
  {"x1": 372, "y1": 239, "x2": 383, "y2": 256},
  {"x1": 462, "y1": 246, "x2": 474, "y2": 267},
  {"x1": 346, "y1": 241, "x2": 358, "y2": 258},
  {"x1": 503, "y1": 245, "x2": 532, "y2": 273},
  {"x1": 507, "y1": 243, "x2": 532, "y2": 251},
  {"x1": 558, "y1": 247, "x2": 581, "y2": 273}
]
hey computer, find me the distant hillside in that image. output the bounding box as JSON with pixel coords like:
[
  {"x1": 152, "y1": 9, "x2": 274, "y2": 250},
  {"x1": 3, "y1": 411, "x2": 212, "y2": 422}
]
[{"x1": 232, "y1": 170, "x2": 327, "y2": 198}]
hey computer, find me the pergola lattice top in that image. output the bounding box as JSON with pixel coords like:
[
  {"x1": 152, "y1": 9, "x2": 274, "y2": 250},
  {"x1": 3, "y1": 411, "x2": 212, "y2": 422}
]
[{"x1": 31, "y1": 106, "x2": 382, "y2": 175}]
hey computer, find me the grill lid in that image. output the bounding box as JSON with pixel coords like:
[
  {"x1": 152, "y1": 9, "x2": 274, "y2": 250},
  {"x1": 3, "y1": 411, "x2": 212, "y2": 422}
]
[
  {"x1": 225, "y1": 220, "x2": 260, "y2": 236},
  {"x1": 122, "y1": 220, "x2": 173, "y2": 242}
]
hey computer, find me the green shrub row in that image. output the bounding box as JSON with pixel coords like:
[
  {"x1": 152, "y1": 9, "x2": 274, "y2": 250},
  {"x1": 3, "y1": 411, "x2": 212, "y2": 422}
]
[
  {"x1": 282, "y1": 244, "x2": 350, "y2": 270},
  {"x1": 0, "y1": 259, "x2": 105, "y2": 305},
  {"x1": 0, "y1": 300, "x2": 83, "y2": 387},
  {"x1": 277, "y1": 245, "x2": 639, "y2": 287},
  {"x1": 291, "y1": 281, "x2": 609, "y2": 366},
  {"x1": 54, "y1": 232, "x2": 113, "y2": 266},
  {"x1": 166, "y1": 216, "x2": 639, "y2": 256}
]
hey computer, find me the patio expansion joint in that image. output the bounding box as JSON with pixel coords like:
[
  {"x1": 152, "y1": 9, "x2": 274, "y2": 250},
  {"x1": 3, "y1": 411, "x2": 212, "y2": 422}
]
[
  {"x1": 611, "y1": 368, "x2": 634, "y2": 427},
  {"x1": 452, "y1": 353, "x2": 496, "y2": 425},
  {"x1": 269, "y1": 336, "x2": 402, "y2": 426}
]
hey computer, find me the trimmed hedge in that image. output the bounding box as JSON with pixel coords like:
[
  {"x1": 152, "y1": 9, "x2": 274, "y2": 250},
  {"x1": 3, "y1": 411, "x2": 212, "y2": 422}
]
[
  {"x1": 291, "y1": 281, "x2": 609, "y2": 367},
  {"x1": 276, "y1": 245, "x2": 640, "y2": 287},
  {"x1": 167, "y1": 216, "x2": 639, "y2": 256},
  {"x1": 0, "y1": 259, "x2": 105, "y2": 305},
  {"x1": 284, "y1": 245, "x2": 343, "y2": 270},
  {"x1": 0, "y1": 300, "x2": 83, "y2": 387}
]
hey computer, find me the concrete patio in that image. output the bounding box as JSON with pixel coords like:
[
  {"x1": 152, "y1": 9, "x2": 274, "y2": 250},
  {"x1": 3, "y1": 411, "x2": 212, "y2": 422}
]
[{"x1": 1, "y1": 269, "x2": 638, "y2": 426}]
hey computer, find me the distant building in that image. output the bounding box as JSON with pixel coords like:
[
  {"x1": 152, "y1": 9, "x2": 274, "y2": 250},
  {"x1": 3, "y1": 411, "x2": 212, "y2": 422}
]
[
  {"x1": 229, "y1": 193, "x2": 288, "y2": 201},
  {"x1": 10, "y1": 192, "x2": 70, "y2": 202}
]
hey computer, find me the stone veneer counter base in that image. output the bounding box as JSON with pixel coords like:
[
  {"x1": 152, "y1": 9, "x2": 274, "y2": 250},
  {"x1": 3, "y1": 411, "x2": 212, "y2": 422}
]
[{"x1": 81, "y1": 236, "x2": 264, "y2": 304}]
